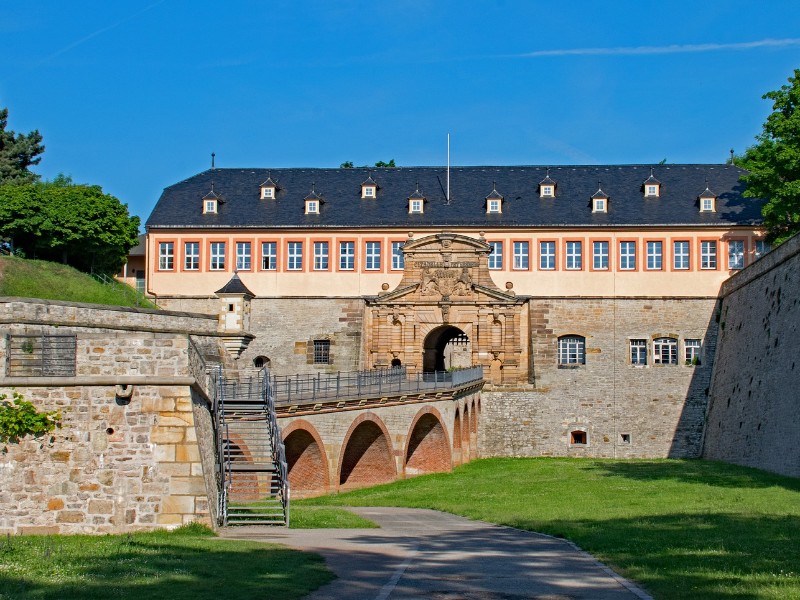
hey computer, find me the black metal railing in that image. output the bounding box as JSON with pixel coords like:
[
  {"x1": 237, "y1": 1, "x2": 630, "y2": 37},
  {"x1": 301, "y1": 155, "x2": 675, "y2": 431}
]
[{"x1": 270, "y1": 365, "x2": 484, "y2": 405}]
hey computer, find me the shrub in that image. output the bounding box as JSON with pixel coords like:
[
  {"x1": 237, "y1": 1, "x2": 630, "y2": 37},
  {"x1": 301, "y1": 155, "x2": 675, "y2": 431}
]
[{"x1": 0, "y1": 391, "x2": 61, "y2": 443}]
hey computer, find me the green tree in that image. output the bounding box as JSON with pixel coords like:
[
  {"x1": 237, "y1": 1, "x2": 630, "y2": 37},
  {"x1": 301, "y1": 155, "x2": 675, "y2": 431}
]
[
  {"x1": 0, "y1": 176, "x2": 140, "y2": 275},
  {"x1": 0, "y1": 107, "x2": 45, "y2": 185},
  {"x1": 740, "y1": 69, "x2": 800, "y2": 244}
]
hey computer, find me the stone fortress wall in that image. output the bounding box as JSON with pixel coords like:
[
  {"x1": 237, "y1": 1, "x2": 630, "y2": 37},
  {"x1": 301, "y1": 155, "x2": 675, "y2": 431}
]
[
  {"x1": 0, "y1": 299, "x2": 226, "y2": 534},
  {"x1": 702, "y1": 233, "x2": 800, "y2": 477}
]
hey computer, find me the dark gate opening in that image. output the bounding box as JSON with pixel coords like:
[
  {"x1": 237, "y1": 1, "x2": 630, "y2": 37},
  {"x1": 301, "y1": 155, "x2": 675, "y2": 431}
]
[{"x1": 422, "y1": 325, "x2": 469, "y2": 372}]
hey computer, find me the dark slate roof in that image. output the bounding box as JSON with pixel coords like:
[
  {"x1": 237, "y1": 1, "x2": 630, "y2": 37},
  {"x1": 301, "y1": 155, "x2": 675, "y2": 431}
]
[
  {"x1": 129, "y1": 234, "x2": 146, "y2": 256},
  {"x1": 146, "y1": 165, "x2": 765, "y2": 230},
  {"x1": 215, "y1": 273, "x2": 255, "y2": 297},
  {"x1": 591, "y1": 187, "x2": 609, "y2": 200}
]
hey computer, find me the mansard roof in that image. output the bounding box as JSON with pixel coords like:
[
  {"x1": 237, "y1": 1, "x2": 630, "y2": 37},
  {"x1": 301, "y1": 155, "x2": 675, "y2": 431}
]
[{"x1": 146, "y1": 164, "x2": 765, "y2": 230}]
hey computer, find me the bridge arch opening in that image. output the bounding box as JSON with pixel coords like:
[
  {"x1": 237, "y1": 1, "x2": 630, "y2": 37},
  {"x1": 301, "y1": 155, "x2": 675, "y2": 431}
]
[
  {"x1": 339, "y1": 419, "x2": 396, "y2": 490},
  {"x1": 284, "y1": 426, "x2": 329, "y2": 498},
  {"x1": 423, "y1": 325, "x2": 470, "y2": 372},
  {"x1": 405, "y1": 410, "x2": 451, "y2": 476}
]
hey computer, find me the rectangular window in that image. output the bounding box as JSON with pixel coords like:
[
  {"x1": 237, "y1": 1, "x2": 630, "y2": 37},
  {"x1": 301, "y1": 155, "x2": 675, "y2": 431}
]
[
  {"x1": 409, "y1": 199, "x2": 423, "y2": 213},
  {"x1": 653, "y1": 338, "x2": 678, "y2": 365},
  {"x1": 728, "y1": 240, "x2": 744, "y2": 270},
  {"x1": 391, "y1": 241, "x2": 405, "y2": 270},
  {"x1": 287, "y1": 241, "x2": 303, "y2": 271},
  {"x1": 630, "y1": 339, "x2": 647, "y2": 366},
  {"x1": 487, "y1": 199, "x2": 501, "y2": 213},
  {"x1": 558, "y1": 336, "x2": 585, "y2": 365},
  {"x1": 313, "y1": 340, "x2": 330, "y2": 364},
  {"x1": 210, "y1": 242, "x2": 226, "y2": 270},
  {"x1": 313, "y1": 241, "x2": 329, "y2": 271},
  {"x1": 261, "y1": 242, "x2": 277, "y2": 270},
  {"x1": 673, "y1": 240, "x2": 690, "y2": 270},
  {"x1": 684, "y1": 339, "x2": 701, "y2": 365},
  {"x1": 592, "y1": 241, "x2": 609, "y2": 270},
  {"x1": 646, "y1": 241, "x2": 663, "y2": 270},
  {"x1": 488, "y1": 241, "x2": 503, "y2": 270},
  {"x1": 565, "y1": 241, "x2": 582, "y2": 270},
  {"x1": 365, "y1": 241, "x2": 381, "y2": 271},
  {"x1": 755, "y1": 240, "x2": 771, "y2": 258},
  {"x1": 513, "y1": 241, "x2": 529, "y2": 270},
  {"x1": 184, "y1": 242, "x2": 199, "y2": 270},
  {"x1": 158, "y1": 242, "x2": 174, "y2": 270},
  {"x1": 236, "y1": 242, "x2": 251, "y2": 271},
  {"x1": 539, "y1": 241, "x2": 555, "y2": 270},
  {"x1": 339, "y1": 241, "x2": 355, "y2": 270},
  {"x1": 620, "y1": 241, "x2": 636, "y2": 270},
  {"x1": 701, "y1": 240, "x2": 717, "y2": 269}
]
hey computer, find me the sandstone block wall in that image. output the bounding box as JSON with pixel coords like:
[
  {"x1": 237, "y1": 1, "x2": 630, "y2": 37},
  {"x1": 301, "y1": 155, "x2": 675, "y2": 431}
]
[
  {"x1": 703, "y1": 233, "x2": 800, "y2": 476},
  {"x1": 479, "y1": 297, "x2": 718, "y2": 459},
  {"x1": 0, "y1": 299, "x2": 222, "y2": 534}
]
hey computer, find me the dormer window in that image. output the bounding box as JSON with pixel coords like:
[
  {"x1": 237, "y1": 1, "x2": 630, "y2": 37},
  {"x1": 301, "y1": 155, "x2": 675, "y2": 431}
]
[
  {"x1": 202, "y1": 186, "x2": 221, "y2": 214},
  {"x1": 361, "y1": 175, "x2": 378, "y2": 199},
  {"x1": 486, "y1": 183, "x2": 503, "y2": 214},
  {"x1": 592, "y1": 186, "x2": 609, "y2": 213},
  {"x1": 643, "y1": 170, "x2": 661, "y2": 198},
  {"x1": 259, "y1": 175, "x2": 278, "y2": 200},
  {"x1": 539, "y1": 170, "x2": 556, "y2": 198},
  {"x1": 699, "y1": 184, "x2": 716, "y2": 212},
  {"x1": 304, "y1": 184, "x2": 322, "y2": 215},
  {"x1": 409, "y1": 198, "x2": 424, "y2": 213}
]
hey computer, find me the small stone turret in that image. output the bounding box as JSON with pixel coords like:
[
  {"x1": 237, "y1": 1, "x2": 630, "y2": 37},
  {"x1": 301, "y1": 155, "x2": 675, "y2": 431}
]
[{"x1": 215, "y1": 273, "x2": 255, "y2": 358}]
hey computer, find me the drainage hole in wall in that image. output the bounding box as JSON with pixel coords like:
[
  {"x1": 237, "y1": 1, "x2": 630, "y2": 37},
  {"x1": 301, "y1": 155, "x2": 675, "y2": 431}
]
[{"x1": 106, "y1": 427, "x2": 115, "y2": 435}]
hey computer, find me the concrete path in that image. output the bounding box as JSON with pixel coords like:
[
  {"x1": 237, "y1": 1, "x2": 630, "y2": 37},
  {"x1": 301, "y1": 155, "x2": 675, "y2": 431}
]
[{"x1": 220, "y1": 507, "x2": 653, "y2": 600}]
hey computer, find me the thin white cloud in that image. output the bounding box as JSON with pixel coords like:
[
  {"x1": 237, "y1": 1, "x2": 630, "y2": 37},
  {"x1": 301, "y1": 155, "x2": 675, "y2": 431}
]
[
  {"x1": 39, "y1": 0, "x2": 167, "y2": 64},
  {"x1": 513, "y1": 38, "x2": 800, "y2": 58}
]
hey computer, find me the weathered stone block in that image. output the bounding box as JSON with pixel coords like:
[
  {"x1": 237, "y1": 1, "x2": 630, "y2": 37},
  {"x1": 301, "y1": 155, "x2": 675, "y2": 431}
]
[{"x1": 88, "y1": 500, "x2": 114, "y2": 515}]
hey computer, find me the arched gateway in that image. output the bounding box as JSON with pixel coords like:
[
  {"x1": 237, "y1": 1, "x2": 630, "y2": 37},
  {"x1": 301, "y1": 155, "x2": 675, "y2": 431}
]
[{"x1": 365, "y1": 233, "x2": 528, "y2": 384}]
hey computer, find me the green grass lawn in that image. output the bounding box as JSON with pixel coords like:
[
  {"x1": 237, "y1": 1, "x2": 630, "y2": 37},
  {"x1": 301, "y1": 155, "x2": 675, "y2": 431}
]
[
  {"x1": 0, "y1": 523, "x2": 333, "y2": 600},
  {"x1": 300, "y1": 458, "x2": 800, "y2": 600},
  {"x1": 290, "y1": 506, "x2": 378, "y2": 529},
  {"x1": 0, "y1": 256, "x2": 155, "y2": 308}
]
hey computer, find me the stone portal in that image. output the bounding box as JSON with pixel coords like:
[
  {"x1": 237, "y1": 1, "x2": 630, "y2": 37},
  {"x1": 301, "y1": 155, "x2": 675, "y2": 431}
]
[{"x1": 365, "y1": 232, "x2": 528, "y2": 385}]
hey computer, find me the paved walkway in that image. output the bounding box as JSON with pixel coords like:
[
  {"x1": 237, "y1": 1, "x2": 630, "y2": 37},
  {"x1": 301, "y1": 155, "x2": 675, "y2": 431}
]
[{"x1": 220, "y1": 507, "x2": 652, "y2": 600}]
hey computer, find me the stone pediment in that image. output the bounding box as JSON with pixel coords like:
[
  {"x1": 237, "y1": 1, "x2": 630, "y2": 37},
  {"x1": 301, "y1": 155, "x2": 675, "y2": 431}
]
[{"x1": 372, "y1": 233, "x2": 520, "y2": 305}]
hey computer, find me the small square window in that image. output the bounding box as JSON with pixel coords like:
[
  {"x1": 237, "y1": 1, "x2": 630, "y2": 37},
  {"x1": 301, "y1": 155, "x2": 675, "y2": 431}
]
[
  {"x1": 541, "y1": 185, "x2": 554, "y2": 198},
  {"x1": 364, "y1": 186, "x2": 375, "y2": 198},
  {"x1": 313, "y1": 340, "x2": 331, "y2": 364},
  {"x1": 701, "y1": 197, "x2": 715, "y2": 212},
  {"x1": 487, "y1": 199, "x2": 501, "y2": 213},
  {"x1": 593, "y1": 198, "x2": 606, "y2": 213},
  {"x1": 570, "y1": 430, "x2": 587, "y2": 445},
  {"x1": 261, "y1": 187, "x2": 274, "y2": 199},
  {"x1": 204, "y1": 200, "x2": 217, "y2": 214},
  {"x1": 305, "y1": 200, "x2": 319, "y2": 214},
  {"x1": 409, "y1": 199, "x2": 423, "y2": 213},
  {"x1": 620, "y1": 433, "x2": 631, "y2": 444},
  {"x1": 646, "y1": 185, "x2": 658, "y2": 197}
]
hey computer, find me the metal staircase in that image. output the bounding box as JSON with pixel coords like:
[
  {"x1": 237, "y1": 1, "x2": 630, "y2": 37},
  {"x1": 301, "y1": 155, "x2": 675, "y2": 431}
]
[{"x1": 213, "y1": 369, "x2": 289, "y2": 526}]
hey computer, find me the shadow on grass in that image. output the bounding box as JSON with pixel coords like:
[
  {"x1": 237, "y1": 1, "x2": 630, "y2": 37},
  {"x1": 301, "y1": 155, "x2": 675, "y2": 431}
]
[
  {"x1": 0, "y1": 535, "x2": 333, "y2": 600},
  {"x1": 589, "y1": 458, "x2": 800, "y2": 492}
]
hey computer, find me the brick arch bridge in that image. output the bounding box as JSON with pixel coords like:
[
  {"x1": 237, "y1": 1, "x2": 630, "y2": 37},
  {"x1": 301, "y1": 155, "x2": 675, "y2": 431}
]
[{"x1": 276, "y1": 384, "x2": 482, "y2": 498}]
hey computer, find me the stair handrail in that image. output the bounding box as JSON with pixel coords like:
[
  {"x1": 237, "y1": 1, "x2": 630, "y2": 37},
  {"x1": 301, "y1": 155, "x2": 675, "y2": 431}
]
[{"x1": 262, "y1": 368, "x2": 290, "y2": 526}]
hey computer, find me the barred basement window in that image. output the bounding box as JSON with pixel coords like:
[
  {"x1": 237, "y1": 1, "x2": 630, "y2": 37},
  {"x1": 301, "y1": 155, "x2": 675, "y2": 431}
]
[
  {"x1": 558, "y1": 335, "x2": 585, "y2": 366},
  {"x1": 313, "y1": 340, "x2": 331, "y2": 364},
  {"x1": 7, "y1": 335, "x2": 77, "y2": 376}
]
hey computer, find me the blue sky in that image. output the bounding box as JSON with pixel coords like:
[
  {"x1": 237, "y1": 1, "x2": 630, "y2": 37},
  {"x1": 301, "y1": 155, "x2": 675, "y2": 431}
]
[{"x1": 1, "y1": 1, "x2": 799, "y2": 222}]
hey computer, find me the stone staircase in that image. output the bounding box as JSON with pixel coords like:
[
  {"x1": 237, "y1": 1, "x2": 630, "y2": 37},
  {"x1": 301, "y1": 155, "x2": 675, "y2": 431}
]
[{"x1": 215, "y1": 370, "x2": 289, "y2": 526}]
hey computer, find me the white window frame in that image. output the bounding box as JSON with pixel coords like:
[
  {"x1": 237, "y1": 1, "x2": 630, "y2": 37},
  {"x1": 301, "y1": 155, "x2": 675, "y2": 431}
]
[
  {"x1": 728, "y1": 240, "x2": 744, "y2": 270},
  {"x1": 313, "y1": 241, "x2": 329, "y2": 271},
  {"x1": 409, "y1": 199, "x2": 423, "y2": 213},
  {"x1": 565, "y1": 241, "x2": 582, "y2": 270},
  {"x1": 700, "y1": 197, "x2": 715, "y2": 212},
  {"x1": 203, "y1": 200, "x2": 217, "y2": 214},
  {"x1": 184, "y1": 242, "x2": 199, "y2": 271},
  {"x1": 391, "y1": 241, "x2": 405, "y2": 270},
  {"x1": 513, "y1": 241, "x2": 529, "y2": 270},
  {"x1": 593, "y1": 198, "x2": 606, "y2": 213},
  {"x1": 236, "y1": 242, "x2": 251, "y2": 271},
  {"x1": 673, "y1": 241, "x2": 690, "y2": 270},
  {"x1": 539, "y1": 241, "x2": 555, "y2": 270},
  {"x1": 701, "y1": 241, "x2": 717, "y2": 270},
  {"x1": 630, "y1": 339, "x2": 647, "y2": 366},
  {"x1": 646, "y1": 241, "x2": 662, "y2": 270},
  {"x1": 620, "y1": 241, "x2": 636, "y2": 270},
  {"x1": 261, "y1": 242, "x2": 277, "y2": 270},
  {"x1": 541, "y1": 185, "x2": 554, "y2": 198},
  {"x1": 558, "y1": 336, "x2": 585, "y2": 366},
  {"x1": 487, "y1": 199, "x2": 501, "y2": 213},
  {"x1": 363, "y1": 186, "x2": 375, "y2": 198},
  {"x1": 653, "y1": 337, "x2": 678, "y2": 365},
  {"x1": 646, "y1": 184, "x2": 659, "y2": 197},
  {"x1": 592, "y1": 241, "x2": 609, "y2": 270},
  {"x1": 287, "y1": 241, "x2": 303, "y2": 271},
  {"x1": 305, "y1": 200, "x2": 319, "y2": 214},
  {"x1": 684, "y1": 339, "x2": 701, "y2": 365},
  {"x1": 339, "y1": 241, "x2": 355, "y2": 270},
  {"x1": 488, "y1": 241, "x2": 503, "y2": 270},
  {"x1": 365, "y1": 241, "x2": 381, "y2": 271},
  {"x1": 210, "y1": 242, "x2": 226, "y2": 271},
  {"x1": 158, "y1": 242, "x2": 174, "y2": 270},
  {"x1": 261, "y1": 187, "x2": 274, "y2": 199}
]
